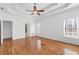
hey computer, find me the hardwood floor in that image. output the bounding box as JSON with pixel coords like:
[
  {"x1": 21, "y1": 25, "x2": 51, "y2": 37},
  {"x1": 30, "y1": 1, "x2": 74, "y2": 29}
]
[{"x1": 0, "y1": 36, "x2": 79, "y2": 55}]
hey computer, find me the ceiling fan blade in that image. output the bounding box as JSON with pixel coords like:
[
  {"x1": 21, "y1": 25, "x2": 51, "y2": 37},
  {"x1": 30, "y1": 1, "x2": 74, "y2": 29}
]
[
  {"x1": 37, "y1": 12, "x2": 40, "y2": 15},
  {"x1": 31, "y1": 13, "x2": 34, "y2": 15},
  {"x1": 33, "y1": 6, "x2": 37, "y2": 10},
  {"x1": 26, "y1": 10, "x2": 32, "y2": 12},
  {"x1": 38, "y1": 10, "x2": 44, "y2": 12}
]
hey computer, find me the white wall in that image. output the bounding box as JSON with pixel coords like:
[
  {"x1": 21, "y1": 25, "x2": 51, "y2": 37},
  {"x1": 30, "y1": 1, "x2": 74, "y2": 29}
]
[
  {"x1": 0, "y1": 11, "x2": 36, "y2": 40},
  {"x1": 36, "y1": 6, "x2": 79, "y2": 45},
  {"x1": 3, "y1": 21, "x2": 12, "y2": 39}
]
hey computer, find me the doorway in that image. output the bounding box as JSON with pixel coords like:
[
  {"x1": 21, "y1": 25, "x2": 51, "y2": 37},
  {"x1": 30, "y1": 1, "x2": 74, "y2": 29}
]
[
  {"x1": 25, "y1": 24, "x2": 30, "y2": 38},
  {"x1": 3, "y1": 21, "x2": 13, "y2": 42}
]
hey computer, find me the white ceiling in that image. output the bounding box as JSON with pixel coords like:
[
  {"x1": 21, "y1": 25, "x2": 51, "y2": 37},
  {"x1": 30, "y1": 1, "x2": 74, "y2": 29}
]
[{"x1": 0, "y1": 3, "x2": 79, "y2": 17}]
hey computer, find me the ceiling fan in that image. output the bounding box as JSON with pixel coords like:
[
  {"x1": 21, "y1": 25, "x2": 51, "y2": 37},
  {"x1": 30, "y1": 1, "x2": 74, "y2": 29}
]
[{"x1": 26, "y1": 3, "x2": 44, "y2": 15}]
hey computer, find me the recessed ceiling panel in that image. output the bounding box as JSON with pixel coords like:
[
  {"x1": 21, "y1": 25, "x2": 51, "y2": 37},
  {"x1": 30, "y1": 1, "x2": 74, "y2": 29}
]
[{"x1": 0, "y1": 3, "x2": 78, "y2": 17}]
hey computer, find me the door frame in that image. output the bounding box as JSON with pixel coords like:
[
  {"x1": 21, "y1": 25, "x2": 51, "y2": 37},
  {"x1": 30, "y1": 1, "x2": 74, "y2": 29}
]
[
  {"x1": 1, "y1": 20, "x2": 13, "y2": 45},
  {"x1": 1, "y1": 20, "x2": 3, "y2": 45},
  {"x1": 0, "y1": 20, "x2": 1, "y2": 45}
]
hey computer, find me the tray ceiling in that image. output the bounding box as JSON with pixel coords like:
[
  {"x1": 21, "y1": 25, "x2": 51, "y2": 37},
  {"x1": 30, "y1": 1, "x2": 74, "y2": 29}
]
[{"x1": 0, "y1": 3, "x2": 79, "y2": 17}]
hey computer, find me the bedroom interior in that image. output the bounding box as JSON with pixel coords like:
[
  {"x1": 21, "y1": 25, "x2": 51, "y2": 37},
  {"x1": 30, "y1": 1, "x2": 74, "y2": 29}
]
[{"x1": 0, "y1": 3, "x2": 79, "y2": 55}]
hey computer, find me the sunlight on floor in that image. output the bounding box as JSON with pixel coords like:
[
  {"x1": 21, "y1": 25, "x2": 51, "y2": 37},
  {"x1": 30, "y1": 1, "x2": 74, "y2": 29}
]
[{"x1": 64, "y1": 48, "x2": 79, "y2": 55}]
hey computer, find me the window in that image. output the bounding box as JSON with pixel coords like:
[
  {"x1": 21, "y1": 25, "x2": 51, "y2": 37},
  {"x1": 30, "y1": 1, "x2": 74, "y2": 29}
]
[{"x1": 64, "y1": 18, "x2": 78, "y2": 38}]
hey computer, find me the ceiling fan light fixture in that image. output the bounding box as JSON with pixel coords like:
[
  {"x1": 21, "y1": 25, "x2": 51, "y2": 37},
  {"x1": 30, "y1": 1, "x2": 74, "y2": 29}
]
[
  {"x1": 34, "y1": 11, "x2": 37, "y2": 14},
  {"x1": 26, "y1": 3, "x2": 44, "y2": 15}
]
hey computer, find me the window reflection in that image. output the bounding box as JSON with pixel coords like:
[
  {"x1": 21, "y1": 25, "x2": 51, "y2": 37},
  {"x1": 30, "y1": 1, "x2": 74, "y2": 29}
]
[{"x1": 64, "y1": 48, "x2": 78, "y2": 55}]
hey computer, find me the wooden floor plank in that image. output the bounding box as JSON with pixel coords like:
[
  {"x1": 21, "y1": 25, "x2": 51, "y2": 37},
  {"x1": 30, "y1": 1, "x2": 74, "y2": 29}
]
[{"x1": 0, "y1": 36, "x2": 79, "y2": 55}]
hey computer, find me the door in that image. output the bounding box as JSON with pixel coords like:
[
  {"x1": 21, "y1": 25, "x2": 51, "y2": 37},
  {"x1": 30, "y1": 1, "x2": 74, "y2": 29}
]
[{"x1": 3, "y1": 21, "x2": 13, "y2": 42}]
